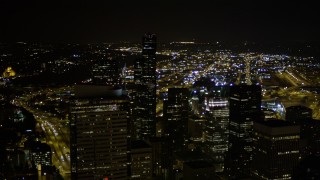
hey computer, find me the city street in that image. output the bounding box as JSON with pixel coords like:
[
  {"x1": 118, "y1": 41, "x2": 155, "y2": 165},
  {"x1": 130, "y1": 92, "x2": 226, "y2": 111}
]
[{"x1": 14, "y1": 88, "x2": 71, "y2": 179}]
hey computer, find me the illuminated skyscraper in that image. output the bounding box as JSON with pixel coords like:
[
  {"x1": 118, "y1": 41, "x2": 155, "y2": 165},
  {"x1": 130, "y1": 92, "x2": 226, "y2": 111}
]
[
  {"x1": 225, "y1": 85, "x2": 262, "y2": 179},
  {"x1": 70, "y1": 85, "x2": 130, "y2": 180},
  {"x1": 29, "y1": 142, "x2": 52, "y2": 167},
  {"x1": 133, "y1": 33, "x2": 157, "y2": 140},
  {"x1": 141, "y1": 33, "x2": 157, "y2": 85},
  {"x1": 252, "y1": 120, "x2": 300, "y2": 179},
  {"x1": 204, "y1": 86, "x2": 229, "y2": 172}
]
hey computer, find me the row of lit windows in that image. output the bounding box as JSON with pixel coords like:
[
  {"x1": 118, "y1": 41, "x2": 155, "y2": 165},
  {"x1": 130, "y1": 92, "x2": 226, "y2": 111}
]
[
  {"x1": 277, "y1": 150, "x2": 299, "y2": 155},
  {"x1": 255, "y1": 133, "x2": 300, "y2": 141}
]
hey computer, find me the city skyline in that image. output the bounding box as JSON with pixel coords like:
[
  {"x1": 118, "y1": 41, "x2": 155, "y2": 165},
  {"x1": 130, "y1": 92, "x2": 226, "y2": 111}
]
[
  {"x1": 0, "y1": 32, "x2": 320, "y2": 179},
  {"x1": 1, "y1": 1, "x2": 320, "y2": 43}
]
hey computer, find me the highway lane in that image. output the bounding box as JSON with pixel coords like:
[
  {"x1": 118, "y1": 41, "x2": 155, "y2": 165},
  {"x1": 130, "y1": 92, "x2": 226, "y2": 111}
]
[
  {"x1": 267, "y1": 67, "x2": 320, "y2": 120},
  {"x1": 14, "y1": 88, "x2": 71, "y2": 179}
]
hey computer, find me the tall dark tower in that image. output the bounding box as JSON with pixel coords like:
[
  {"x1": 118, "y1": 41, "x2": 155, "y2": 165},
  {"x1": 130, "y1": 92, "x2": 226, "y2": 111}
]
[
  {"x1": 163, "y1": 88, "x2": 189, "y2": 179},
  {"x1": 163, "y1": 88, "x2": 189, "y2": 152},
  {"x1": 133, "y1": 33, "x2": 157, "y2": 140},
  {"x1": 141, "y1": 33, "x2": 157, "y2": 84},
  {"x1": 225, "y1": 85, "x2": 262, "y2": 179}
]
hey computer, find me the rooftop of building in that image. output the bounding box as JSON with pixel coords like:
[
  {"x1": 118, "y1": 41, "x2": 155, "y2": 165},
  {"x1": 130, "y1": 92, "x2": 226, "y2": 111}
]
[
  {"x1": 257, "y1": 119, "x2": 295, "y2": 127},
  {"x1": 149, "y1": 136, "x2": 170, "y2": 143},
  {"x1": 184, "y1": 160, "x2": 214, "y2": 169},
  {"x1": 175, "y1": 150, "x2": 210, "y2": 162},
  {"x1": 26, "y1": 141, "x2": 51, "y2": 152},
  {"x1": 286, "y1": 105, "x2": 312, "y2": 111},
  {"x1": 131, "y1": 140, "x2": 151, "y2": 149},
  {"x1": 254, "y1": 120, "x2": 300, "y2": 135},
  {"x1": 72, "y1": 84, "x2": 129, "y2": 101}
]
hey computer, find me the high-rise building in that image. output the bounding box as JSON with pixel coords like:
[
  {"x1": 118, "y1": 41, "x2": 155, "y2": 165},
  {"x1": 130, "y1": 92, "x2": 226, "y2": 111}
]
[
  {"x1": 294, "y1": 154, "x2": 320, "y2": 179},
  {"x1": 150, "y1": 137, "x2": 171, "y2": 179},
  {"x1": 204, "y1": 86, "x2": 229, "y2": 172},
  {"x1": 163, "y1": 88, "x2": 189, "y2": 152},
  {"x1": 29, "y1": 142, "x2": 52, "y2": 168},
  {"x1": 183, "y1": 160, "x2": 217, "y2": 180},
  {"x1": 252, "y1": 120, "x2": 300, "y2": 179},
  {"x1": 92, "y1": 57, "x2": 126, "y2": 87},
  {"x1": 133, "y1": 33, "x2": 157, "y2": 140},
  {"x1": 162, "y1": 88, "x2": 190, "y2": 179},
  {"x1": 285, "y1": 105, "x2": 312, "y2": 124},
  {"x1": 70, "y1": 85, "x2": 130, "y2": 180},
  {"x1": 130, "y1": 140, "x2": 152, "y2": 179},
  {"x1": 285, "y1": 106, "x2": 320, "y2": 158},
  {"x1": 301, "y1": 118, "x2": 320, "y2": 157},
  {"x1": 225, "y1": 85, "x2": 262, "y2": 179},
  {"x1": 141, "y1": 33, "x2": 157, "y2": 85},
  {"x1": 188, "y1": 114, "x2": 205, "y2": 150}
]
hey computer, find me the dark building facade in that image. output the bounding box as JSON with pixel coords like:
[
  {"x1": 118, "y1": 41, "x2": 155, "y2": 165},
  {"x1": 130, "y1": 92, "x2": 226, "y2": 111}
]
[
  {"x1": 301, "y1": 118, "x2": 320, "y2": 157},
  {"x1": 150, "y1": 137, "x2": 171, "y2": 179},
  {"x1": 225, "y1": 85, "x2": 262, "y2": 179},
  {"x1": 163, "y1": 88, "x2": 189, "y2": 152},
  {"x1": 294, "y1": 154, "x2": 320, "y2": 180},
  {"x1": 133, "y1": 33, "x2": 157, "y2": 140},
  {"x1": 162, "y1": 88, "x2": 189, "y2": 179},
  {"x1": 130, "y1": 140, "x2": 152, "y2": 179},
  {"x1": 252, "y1": 120, "x2": 300, "y2": 180},
  {"x1": 70, "y1": 85, "x2": 130, "y2": 180},
  {"x1": 285, "y1": 105, "x2": 312, "y2": 124},
  {"x1": 188, "y1": 115, "x2": 205, "y2": 151},
  {"x1": 183, "y1": 160, "x2": 217, "y2": 180},
  {"x1": 285, "y1": 106, "x2": 320, "y2": 159},
  {"x1": 92, "y1": 57, "x2": 126, "y2": 87}
]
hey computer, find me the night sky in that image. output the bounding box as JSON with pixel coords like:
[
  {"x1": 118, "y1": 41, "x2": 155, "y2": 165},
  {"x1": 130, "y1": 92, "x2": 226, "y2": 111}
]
[{"x1": 1, "y1": 0, "x2": 319, "y2": 43}]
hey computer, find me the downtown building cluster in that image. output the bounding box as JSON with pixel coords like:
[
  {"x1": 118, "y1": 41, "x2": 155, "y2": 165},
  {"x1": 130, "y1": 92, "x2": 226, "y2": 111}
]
[
  {"x1": 68, "y1": 34, "x2": 320, "y2": 180},
  {"x1": 69, "y1": 34, "x2": 157, "y2": 180},
  {"x1": 1, "y1": 37, "x2": 320, "y2": 180}
]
